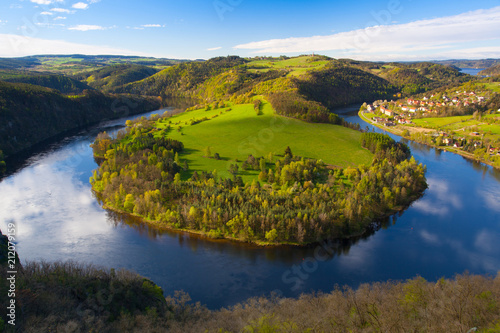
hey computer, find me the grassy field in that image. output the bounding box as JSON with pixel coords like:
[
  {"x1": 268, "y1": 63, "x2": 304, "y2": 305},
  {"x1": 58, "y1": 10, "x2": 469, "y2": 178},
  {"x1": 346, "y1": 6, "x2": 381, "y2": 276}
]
[
  {"x1": 245, "y1": 56, "x2": 330, "y2": 77},
  {"x1": 155, "y1": 101, "x2": 372, "y2": 182},
  {"x1": 482, "y1": 82, "x2": 500, "y2": 93},
  {"x1": 411, "y1": 115, "x2": 474, "y2": 129}
]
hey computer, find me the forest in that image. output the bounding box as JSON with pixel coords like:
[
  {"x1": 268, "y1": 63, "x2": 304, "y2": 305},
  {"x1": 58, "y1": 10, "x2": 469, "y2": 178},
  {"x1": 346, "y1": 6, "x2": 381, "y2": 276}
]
[
  {"x1": 74, "y1": 64, "x2": 160, "y2": 93},
  {"x1": 90, "y1": 114, "x2": 426, "y2": 245},
  {"x1": 0, "y1": 70, "x2": 91, "y2": 94},
  {"x1": 0, "y1": 81, "x2": 160, "y2": 157}
]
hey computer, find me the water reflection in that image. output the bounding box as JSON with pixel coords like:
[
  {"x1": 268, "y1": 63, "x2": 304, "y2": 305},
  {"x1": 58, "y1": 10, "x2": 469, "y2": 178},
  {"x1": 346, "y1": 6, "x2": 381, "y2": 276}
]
[
  {"x1": 105, "y1": 207, "x2": 400, "y2": 268},
  {"x1": 412, "y1": 178, "x2": 462, "y2": 216}
]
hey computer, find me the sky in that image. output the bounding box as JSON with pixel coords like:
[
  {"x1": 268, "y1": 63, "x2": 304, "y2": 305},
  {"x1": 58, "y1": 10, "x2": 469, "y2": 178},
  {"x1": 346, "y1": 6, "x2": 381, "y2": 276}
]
[{"x1": 0, "y1": 0, "x2": 499, "y2": 61}]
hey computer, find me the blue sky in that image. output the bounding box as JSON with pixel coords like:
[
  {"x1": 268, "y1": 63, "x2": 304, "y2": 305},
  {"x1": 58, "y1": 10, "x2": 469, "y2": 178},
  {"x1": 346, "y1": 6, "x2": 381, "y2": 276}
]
[{"x1": 0, "y1": 0, "x2": 499, "y2": 60}]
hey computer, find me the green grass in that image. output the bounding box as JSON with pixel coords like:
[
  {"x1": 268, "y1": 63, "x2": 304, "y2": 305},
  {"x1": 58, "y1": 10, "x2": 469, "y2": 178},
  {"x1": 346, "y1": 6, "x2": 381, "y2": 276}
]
[
  {"x1": 411, "y1": 115, "x2": 473, "y2": 129},
  {"x1": 245, "y1": 56, "x2": 330, "y2": 77},
  {"x1": 482, "y1": 82, "x2": 500, "y2": 93},
  {"x1": 156, "y1": 101, "x2": 372, "y2": 182}
]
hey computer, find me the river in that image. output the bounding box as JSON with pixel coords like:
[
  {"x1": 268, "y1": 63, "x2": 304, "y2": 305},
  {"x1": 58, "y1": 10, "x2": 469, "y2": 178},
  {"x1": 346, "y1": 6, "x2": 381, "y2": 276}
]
[{"x1": 1, "y1": 106, "x2": 499, "y2": 309}]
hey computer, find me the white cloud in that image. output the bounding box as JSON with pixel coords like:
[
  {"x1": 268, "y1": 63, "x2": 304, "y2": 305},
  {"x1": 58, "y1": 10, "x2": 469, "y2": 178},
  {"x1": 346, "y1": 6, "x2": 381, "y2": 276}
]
[
  {"x1": 68, "y1": 24, "x2": 105, "y2": 31},
  {"x1": 51, "y1": 8, "x2": 73, "y2": 13},
  {"x1": 234, "y1": 6, "x2": 500, "y2": 60},
  {"x1": 0, "y1": 33, "x2": 153, "y2": 57},
  {"x1": 54, "y1": 16, "x2": 67, "y2": 20},
  {"x1": 36, "y1": 22, "x2": 65, "y2": 28},
  {"x1": 207, "y1": 46, "x2": 222, "y2": 51},
  {"x1": 40, "y1": 11, "x2": 53, "y2": 15},
  {"x1": 412, "y1": 178, "x2": 462, "y2": 216},
  {"x1": 10, "y1": 4, "x2": 23, "y2": 9},
  {"x1": 72, "y1": 2, "x2": 89, "y2": 9},
  {"x1": 30, "y1": 0, "x2": 64, "y2": 4},
  {"x1": 132, "y1": 24, "x2": 165, "y2": 30}
]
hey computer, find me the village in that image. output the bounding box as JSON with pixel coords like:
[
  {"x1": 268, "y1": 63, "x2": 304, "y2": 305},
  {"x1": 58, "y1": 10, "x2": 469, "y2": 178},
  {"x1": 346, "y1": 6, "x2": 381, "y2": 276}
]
[{"x1": 361, "y1": 89, "x2": 500, "y2": 157}]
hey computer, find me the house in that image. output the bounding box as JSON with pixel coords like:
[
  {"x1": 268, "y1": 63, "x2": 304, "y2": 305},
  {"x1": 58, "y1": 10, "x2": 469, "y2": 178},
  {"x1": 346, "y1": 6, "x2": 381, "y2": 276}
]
[
  {"x1": 380, "y1": 106, "x2": 393, "y2": 116},
  {"x1": 409, "y1": 108, "x2": 417, "y2": 113},
  {"x1": 443, "y1": 138, "x2": 454, "y2": 146}
]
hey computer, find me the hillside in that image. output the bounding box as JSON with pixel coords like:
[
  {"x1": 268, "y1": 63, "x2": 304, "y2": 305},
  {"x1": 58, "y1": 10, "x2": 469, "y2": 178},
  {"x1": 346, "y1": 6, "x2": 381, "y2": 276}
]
[
  {"x1": 19, "y1": 54, "x2": 187, "y2": 75},
  {"x1": 74, "y1": 64, "x2": 160, "y2": 92},
  {"x1": 119, "y1": 56, "x2": 470, "y2": 117},
  {"x1": 432, "y1": 58, "x2": 500, "y2": 69},
  {"x1": 479, "y1": 64, "x2": 500, "y2": 76},
  {"x1": 0, "y1": 70, "x2": 92, "y2": 94},
  {"x1": 296, "y1": 64, "x2": 398, "y2": 108},
  {"x1": 120, "y1": 56, "x2": 246, "y2": 96},
  {"x1": 0, "y1": 81, "x2": 160, "y2": 157}
]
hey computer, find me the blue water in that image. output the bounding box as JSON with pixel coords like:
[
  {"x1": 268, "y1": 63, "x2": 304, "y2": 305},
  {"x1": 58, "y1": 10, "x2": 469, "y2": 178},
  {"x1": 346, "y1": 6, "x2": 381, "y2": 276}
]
[
  {"x1": 460, "y1": 68, "x2": 486, "y2": 76},
  {"x1": 1, "y1": 106, "x2": 499, "y2": 309}
]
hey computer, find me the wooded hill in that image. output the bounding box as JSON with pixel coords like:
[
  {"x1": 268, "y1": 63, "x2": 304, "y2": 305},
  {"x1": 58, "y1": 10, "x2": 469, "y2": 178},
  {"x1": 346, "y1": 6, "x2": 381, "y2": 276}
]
[
  {"x1": 0, "y1": 69, "x2": 92, "y2": 94},
  {"x1": 0, "y1": 81, "x2": 160, "y2": 157},
  {"x1": 432, "y1": 58, "x2": 500, "y2": 69},
  {"x1": 74, "y1": 64, "x2": 160, "y2": 93},
  {"x1": 479, "y1": 64, "x2": 500, "y2": 76},
  {"x1": 113, "y1": 56, "x2": 470, "y2": 119}
]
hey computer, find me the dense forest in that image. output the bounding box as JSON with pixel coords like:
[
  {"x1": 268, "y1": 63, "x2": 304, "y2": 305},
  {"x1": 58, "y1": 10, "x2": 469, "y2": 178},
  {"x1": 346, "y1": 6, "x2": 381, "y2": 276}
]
[
  {"x1": 74, "y1": 64, "x2": 160, "y2": 92},
  {"x1": 0, "y1": 70, "x2": 91, "y2": 94},
  {"x1": 296, "y1": 64, "x2": 398, "y2": 108},
  {"x1": 0, "y1": 81, "x2": 160, "y2": 157},
  {"x1": 479, "y1": 64, "x2": 500, "y2": 76},
  {"x1": 90, "y1": 115, "x2": 426, "y2": 245},
  {"x1": 119, "y1": 56, "x2": 247, "y2": 97}
]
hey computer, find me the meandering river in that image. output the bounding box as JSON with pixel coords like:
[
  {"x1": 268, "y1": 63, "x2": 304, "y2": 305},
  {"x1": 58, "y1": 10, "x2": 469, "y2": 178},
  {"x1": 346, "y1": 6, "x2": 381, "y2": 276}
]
[{"x1": 1, "y1": 106, "x2": 499, "y2": 309}]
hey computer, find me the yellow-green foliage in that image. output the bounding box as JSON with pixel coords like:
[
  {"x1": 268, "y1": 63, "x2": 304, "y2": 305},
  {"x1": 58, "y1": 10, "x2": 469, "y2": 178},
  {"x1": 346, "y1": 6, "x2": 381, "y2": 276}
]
[{"x1": 250, "y1": 77, "x2": 296, "y2": 96}]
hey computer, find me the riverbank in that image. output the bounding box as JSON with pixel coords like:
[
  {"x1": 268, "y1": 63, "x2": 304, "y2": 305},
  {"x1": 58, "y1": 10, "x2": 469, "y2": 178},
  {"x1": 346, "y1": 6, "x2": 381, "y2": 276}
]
[{"x1": 358, "y1": 110, "x2": 500, "y2": 170}]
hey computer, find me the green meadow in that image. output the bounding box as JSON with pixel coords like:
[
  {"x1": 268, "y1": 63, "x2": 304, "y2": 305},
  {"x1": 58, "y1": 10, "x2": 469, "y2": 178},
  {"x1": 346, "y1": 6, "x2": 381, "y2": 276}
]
[
  {"x1": 411, "y1": 115, "x2": 475, "y2": 129},
  {"x1": 245, "y1": 56, "x2": 330, "y2": 77},
  {"x1": 155, "y1": 101, "x2": 372, "y2": 182}
]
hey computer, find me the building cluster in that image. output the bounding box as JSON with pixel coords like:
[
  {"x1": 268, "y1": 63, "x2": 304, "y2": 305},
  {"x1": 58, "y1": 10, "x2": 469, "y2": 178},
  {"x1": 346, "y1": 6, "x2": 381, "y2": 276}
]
[
  {"x1": 401, "y1": 90, "x2": 486, "y2": 115},
  {"x1": 364, "y1": 90, "x2": 488, "y2": 127}
]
